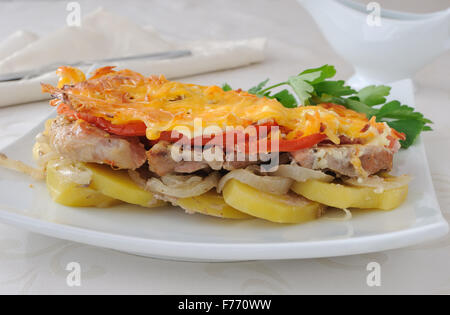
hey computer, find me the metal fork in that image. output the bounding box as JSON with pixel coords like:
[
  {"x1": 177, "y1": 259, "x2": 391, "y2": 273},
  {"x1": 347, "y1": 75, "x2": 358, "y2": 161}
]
[{"x1": 0, "y1": 49, "x2": 192, "y2": 82}]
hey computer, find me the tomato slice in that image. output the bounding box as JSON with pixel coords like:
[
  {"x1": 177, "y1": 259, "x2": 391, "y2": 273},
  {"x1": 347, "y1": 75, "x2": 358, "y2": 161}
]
[
  {"x1": 243, "y1": 133, "x2": 326, "y2": 154},
  {"x1": 158, "y1": 123, "x2": 279, "y2": 146},
  {"x1": 78, "y1": 113, "x2": 147, "y2": 137},
  {"x1": 160, "y1": 130, "x2": 326, "y2": 153},
  {"x1": 56, "y1": 103, "x2": 147, "y2": 136},
  {"x1": 56, "y1": 103, "x2": 326, "y2": 152},
  {"x1": 277, "y1": 134, "x2": 327, "y2": 152}
]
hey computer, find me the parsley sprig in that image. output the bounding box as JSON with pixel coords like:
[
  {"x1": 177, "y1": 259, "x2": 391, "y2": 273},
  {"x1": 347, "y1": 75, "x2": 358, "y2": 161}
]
[{"x1": 222, "y1": 65, "x2": 432, "y2": 149}]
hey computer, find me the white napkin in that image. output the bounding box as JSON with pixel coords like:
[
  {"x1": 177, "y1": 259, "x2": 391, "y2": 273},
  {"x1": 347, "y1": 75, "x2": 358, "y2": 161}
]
[
  {"x1": 0, "y1": 30, "x2": 38, "y2": 61},
  {"x1": 0, "y1": 8, "x2": 266, "y2": 107}
]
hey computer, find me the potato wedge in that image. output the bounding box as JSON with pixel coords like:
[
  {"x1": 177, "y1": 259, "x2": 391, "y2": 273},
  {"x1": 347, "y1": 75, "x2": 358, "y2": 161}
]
[
  {"x1": 177, "y1": 190, "x2": 252, "y2": 219},
  {"x1": 46, "y1": 160, "x2": 120, "y2": 207},
  {"x1": 222, "y1": 179, "x2": 323, "y2": 224},
  {"x1": 291, "y1": 178, "x2": 408, "y2": 210},
  {"x1": 85, "y1": 163, "x2": 166, "y2": 208}
]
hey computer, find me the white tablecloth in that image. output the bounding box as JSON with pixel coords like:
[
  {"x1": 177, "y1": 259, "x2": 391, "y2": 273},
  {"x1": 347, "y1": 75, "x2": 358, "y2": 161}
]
[{"x1": 0, "y1": 0, "x2": 449, "y2": 294}]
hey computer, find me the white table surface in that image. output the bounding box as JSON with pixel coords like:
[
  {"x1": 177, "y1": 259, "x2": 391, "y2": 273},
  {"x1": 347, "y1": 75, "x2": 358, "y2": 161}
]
[{"x1": 0, "y1": 0, "x2": 449, "y2": 294}]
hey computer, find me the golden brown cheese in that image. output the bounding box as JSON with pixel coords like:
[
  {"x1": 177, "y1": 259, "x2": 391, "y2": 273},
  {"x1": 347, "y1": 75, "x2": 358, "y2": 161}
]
[{"x1": 42, "y1": 66, "x2": 395, "y2": 143}]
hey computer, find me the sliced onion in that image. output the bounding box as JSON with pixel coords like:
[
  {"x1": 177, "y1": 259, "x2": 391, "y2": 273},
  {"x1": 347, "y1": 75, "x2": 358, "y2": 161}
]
[
  {"x1": 32, "y1": 133, "x2": 92, "y2": 185},
  {"x1": 36, "y1": 150, "x2": 59, "y2": 168},
  {"x1": 33, "y1": 133, "x2": 58, "y2": 168},
  {"x1": 217, "y1": 166, "x2": 293, "y2": 195},
  {"x1": 50, "y1": 159, "x2": 92, "y2": 185},
  {"x1": 0, "y1": 153, "x2": 45, "y2": 181},
  {"x1": 344, "y1": 174, "x2": 411, "y2": 193},
  {"x1": 272, "y1": 163, "x2": 333, "y2": 183},
  {"x1": 32, "y1": 132, "x2": 62, "y2": 170},
  {"x1": 146, "y1": 172, "x2": 219, "y2": 198},
  {"x1": 323, "y1": 208, "x2": 352, "y2": 222}
]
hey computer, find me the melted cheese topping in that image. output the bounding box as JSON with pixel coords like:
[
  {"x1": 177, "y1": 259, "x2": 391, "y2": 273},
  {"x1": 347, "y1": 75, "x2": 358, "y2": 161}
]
[{"x1": 42, "y1": 66, "x2": 397, "y2": 144}]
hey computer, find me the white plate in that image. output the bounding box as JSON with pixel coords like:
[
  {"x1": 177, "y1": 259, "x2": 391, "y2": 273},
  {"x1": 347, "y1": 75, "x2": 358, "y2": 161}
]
[{"x1": 0, "y1": 80, "x2": 447, "y2": 261}]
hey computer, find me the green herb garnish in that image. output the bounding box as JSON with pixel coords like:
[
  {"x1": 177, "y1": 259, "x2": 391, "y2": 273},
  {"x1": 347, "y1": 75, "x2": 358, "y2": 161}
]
[{"x1": 222, "y1": 65, "x2": 432, "y2": 148}]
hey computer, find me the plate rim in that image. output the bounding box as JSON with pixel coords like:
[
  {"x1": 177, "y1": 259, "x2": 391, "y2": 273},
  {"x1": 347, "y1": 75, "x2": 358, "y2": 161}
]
[
  {"x1": 0, "y1": 203, "x2": 447, "y2": 260},
  {"x1": 0, "y1": 106, "x2": 448, "y2": 261}
]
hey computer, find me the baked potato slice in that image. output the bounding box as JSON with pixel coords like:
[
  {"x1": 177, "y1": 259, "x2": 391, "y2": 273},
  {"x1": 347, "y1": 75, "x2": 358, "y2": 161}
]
[
  {"x1": 291, "y1": 178, "x2": 408, "y2": 210},
  {"x1": 177, "y1": 190, "x2": 252, "y2": 219},
  {"x1": 85, "y1": 163, "x2": 166, "y2": 208},
  {"x1": 222, "y1": 179, "x2": 323, "y2": 224},
  {"x1": 46, "y1": 160, "x2": 120, "y2": 207}
]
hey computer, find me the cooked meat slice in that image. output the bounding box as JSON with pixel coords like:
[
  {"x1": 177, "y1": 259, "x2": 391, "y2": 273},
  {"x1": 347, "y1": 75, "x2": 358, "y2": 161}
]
[
  {"x1": 146, "y1": 141, "x2": 178, "y2": 176},
  {"x1": 222, "y1": 160, "x2": 257, "y2": 171},
  {"x1": 291, "y1": 144, "x2": 393, "y2": 177},
  {"x1": 174, "y1": 161, "x2": 210, "y2": 174},
  {"x1": 220, "y1": 151, "x2": 257, "y2": 171},
  {"x1": 146, "y1": 142, "x2": 275, "y2": 176},
  {"x1": 202, "y1": 146, "x2": 258, "y2": 171},
  {"x1": 48, "y1": 116, "x2": 147, "y2": 169},
  {"x1": 147, "y1": 141, "x2": 209, "y2": 176},
  {"x1": 222, "y1": 152, "x2": 290, "y2": 171}
]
